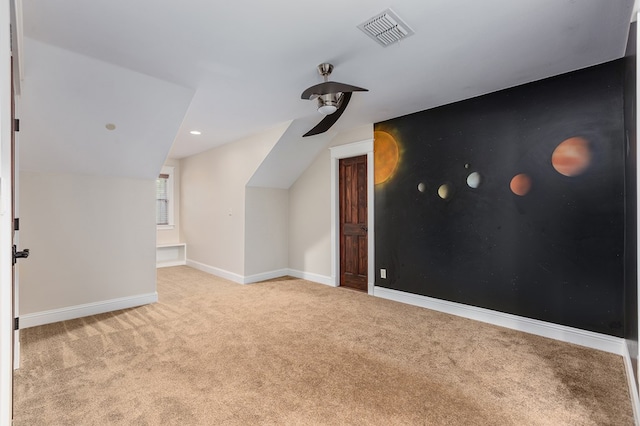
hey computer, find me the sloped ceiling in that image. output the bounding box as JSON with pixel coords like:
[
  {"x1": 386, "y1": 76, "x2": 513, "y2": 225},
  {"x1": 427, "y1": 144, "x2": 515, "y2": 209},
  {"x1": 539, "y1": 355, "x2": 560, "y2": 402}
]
[
  {"x1": 17, "y1": 0, "x2": 636, "y2": 181},
  {"x1": 19, "y1": 38, "x2": 194, "y2": 179},
  {"x1": 247, "y1": 117, "x2": 336, "y2": 189}
]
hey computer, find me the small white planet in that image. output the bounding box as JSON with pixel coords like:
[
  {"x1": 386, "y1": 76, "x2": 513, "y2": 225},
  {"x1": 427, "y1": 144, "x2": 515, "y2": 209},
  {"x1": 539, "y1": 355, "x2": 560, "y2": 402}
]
[{"x1": 467, "y1": 172, "x2": 481, "y2": 189}]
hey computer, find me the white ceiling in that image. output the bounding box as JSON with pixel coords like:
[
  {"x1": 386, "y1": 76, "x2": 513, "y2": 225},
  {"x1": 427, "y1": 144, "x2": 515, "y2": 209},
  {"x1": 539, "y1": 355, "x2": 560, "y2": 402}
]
[{"x1": 16, "y1": 0, "x2": 636, "y2": 179}]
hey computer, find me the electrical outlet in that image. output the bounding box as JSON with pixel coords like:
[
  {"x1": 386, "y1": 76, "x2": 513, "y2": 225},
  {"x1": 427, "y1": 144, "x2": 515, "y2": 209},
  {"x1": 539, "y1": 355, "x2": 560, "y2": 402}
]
[{"x1": 380, "y1": 269, "x2": 387, "y2": 279}]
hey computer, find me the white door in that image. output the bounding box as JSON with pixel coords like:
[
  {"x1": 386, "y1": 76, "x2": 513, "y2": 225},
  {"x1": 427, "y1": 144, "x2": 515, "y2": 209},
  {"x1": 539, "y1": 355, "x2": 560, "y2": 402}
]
[
  {"x1": 11, "y1": 63, "x2": 23, "y2": 370},
  {"x1": 1, "y1": 1, "x2": 16, "y2": 423}
]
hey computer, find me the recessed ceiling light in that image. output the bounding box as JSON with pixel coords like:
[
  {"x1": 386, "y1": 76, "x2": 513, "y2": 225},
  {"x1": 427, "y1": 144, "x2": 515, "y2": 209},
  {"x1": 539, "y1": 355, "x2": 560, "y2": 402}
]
[
  {"x1": 105, "y1": 123, "x2": 116, "y2": 130},
  {"x1": 189, "y1": 130, "x2": 201, "y2": 135}
]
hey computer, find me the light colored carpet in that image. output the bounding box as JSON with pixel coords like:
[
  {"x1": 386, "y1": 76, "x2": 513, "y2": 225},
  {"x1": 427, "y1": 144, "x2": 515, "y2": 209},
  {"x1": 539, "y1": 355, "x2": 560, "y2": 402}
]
[{"x1": 13, "y1": 266, "x2": 634, "y2": 425}]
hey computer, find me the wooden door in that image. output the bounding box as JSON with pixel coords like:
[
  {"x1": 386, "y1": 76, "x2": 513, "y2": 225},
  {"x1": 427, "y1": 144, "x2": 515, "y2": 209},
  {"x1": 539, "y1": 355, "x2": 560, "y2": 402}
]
[{"x1": 339, "y1": 155, "x2": 368, "y2": 291}]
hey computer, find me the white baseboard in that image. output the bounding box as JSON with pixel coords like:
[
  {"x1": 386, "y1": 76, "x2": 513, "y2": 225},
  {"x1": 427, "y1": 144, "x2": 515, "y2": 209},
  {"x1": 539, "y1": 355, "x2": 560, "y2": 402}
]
[
  {"x1": 373, "y1": 286, "x2": 625, "y2": 355},
  {"x1": 157, "y1": 260, "x2": 187, "y2": 268},
  {"x1": 20, "y1": 292, "x2": 158, "y2": 329},
  {"x1": 186, "y1": 259, "x2": 245, "y2": 284},
  {"x1": 287, "y1": 269, "x2": 334, "y2": 286},
  {"x1": 244, "y1": 269, "x2": 289, "y2": 284},
  {"x1": 186, "y1": 260, "x2": 288, "y2": 284},
  {"x1": 186, "y1": 259, "x2": 337, "y2": 287},
  {"x1": 623, "y1": 341, "x2": 640, "y2": 425}
]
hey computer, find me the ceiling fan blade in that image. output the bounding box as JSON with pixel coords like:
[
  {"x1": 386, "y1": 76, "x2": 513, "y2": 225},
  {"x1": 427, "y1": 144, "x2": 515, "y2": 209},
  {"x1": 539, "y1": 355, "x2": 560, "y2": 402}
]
[
  {"x1": 301, "y1": 81, "x2": 368, "y2": 100},
  {"x1": 303, "y1": 92, "x2": 352, "y2": 137}
]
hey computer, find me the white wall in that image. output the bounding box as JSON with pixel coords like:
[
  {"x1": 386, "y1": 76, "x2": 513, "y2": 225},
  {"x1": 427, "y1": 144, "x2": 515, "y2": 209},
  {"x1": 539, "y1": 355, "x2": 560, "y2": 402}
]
[
  {"x1": 156, "y1": 158, "x2": 181, "y2": 245},
  {"x1": 18, "y1": 171, "x2": 157, "y2": 315},
  {"x1": 288, "y1": 149, "x2": 332, "y2": 278},
  {"x1": 244, "y1": 187, "x2": 288, "y2": 277},
  {"x1": 181, "y1": 123, "x2": 288, "y2": 278},
  {"x1": 181, "y1": 121, "x2": 372, "y2": 283},
  {"x1": 329, "y1": 125, "x2": 374, "y2": 149},
  {"x1": 288, "y1": 125, "x2": 373, "y2": 279}
]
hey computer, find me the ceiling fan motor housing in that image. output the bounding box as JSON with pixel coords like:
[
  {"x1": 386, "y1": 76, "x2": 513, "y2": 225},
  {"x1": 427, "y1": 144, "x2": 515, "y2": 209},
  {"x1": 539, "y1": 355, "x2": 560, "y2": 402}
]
[{"x1": 317, "y1": 93, "x2": 341, "y2": 115}]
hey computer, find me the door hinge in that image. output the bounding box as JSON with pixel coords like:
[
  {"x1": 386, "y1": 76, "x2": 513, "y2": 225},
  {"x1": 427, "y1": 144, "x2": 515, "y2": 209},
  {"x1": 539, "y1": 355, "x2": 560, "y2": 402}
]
[
  {"x1": 14, "y1": 118, "x2": 19, "y2": 132},
  {"x1": 13, "y1": 218, "x2": 19, "y2": 231},
  {"x1": 14, "y1": 317, "x2": 19, "y2": 331}
]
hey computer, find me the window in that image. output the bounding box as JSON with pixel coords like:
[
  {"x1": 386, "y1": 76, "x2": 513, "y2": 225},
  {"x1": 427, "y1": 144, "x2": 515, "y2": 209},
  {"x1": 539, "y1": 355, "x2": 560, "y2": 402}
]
[{"x1": 156, "y1": 166, "x2": 174, "y2": 228}]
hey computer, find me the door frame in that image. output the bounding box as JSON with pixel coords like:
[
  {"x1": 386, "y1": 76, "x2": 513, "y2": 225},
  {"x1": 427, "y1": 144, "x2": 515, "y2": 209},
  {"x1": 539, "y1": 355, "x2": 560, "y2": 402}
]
[{"x1": 330, "y1": 139, "x2": 374, "y2": 294}]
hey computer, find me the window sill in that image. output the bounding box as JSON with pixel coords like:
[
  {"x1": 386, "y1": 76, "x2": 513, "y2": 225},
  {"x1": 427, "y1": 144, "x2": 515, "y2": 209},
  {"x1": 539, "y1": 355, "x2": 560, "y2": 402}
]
[{"x1": 157, "y1": 225, "x2": 175, "y2": 231}]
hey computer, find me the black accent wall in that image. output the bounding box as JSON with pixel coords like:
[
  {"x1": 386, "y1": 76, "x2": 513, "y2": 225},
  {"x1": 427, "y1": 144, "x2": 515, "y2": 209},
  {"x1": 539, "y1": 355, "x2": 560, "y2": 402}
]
[{"x1": 375, "y1": 60, "x2": 627, "y2": 337}]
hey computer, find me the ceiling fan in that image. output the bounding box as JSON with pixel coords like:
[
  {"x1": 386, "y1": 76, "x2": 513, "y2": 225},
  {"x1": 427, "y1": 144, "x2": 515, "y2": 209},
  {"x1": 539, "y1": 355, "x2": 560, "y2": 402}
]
[{"x1": 301, "y1": 63, "x2": 368, "y2": 137}]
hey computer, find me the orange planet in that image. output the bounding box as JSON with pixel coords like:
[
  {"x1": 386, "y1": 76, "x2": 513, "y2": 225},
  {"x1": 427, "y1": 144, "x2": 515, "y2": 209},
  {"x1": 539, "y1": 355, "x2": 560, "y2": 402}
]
[
  {"x1": 551, "y1": 136, "x2": 591, "y2": 177},
  {"x1": 374, "y1": 131, "x2": 400, "y2": 185},
  {"x1": 510, "y1": 173, "x2": 531, "y2": 196}
]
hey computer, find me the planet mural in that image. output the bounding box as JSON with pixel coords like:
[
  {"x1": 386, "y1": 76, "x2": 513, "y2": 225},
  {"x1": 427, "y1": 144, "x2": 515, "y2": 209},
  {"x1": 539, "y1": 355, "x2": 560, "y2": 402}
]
[
  {"x1": 438, "y1": 183, "x2": 453, "y2": 200},
  {"x1": 466, "y1": 172, "x2": 481, "y2": 189},
  {"x1": 374, "y1": 131, "x2": 400, "y2": 185},
  {"x1": 551, "y1": 136, "x2": 591, "y2": 177},
  {"x1": 510, "y1": 173, "x2": 531, "y2": 196}
]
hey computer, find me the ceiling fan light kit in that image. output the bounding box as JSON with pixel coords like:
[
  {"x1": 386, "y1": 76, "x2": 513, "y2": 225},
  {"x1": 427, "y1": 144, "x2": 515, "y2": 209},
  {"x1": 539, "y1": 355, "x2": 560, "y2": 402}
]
[{"x1": 300, "y1": 63, "x2": 368, "y2": 137}]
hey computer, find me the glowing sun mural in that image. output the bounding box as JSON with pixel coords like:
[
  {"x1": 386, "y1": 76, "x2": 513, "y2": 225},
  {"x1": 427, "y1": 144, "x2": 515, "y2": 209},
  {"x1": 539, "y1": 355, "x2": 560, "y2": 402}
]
[{"x1": 374, "y1": 131, "x2": 400, "y2": 185}]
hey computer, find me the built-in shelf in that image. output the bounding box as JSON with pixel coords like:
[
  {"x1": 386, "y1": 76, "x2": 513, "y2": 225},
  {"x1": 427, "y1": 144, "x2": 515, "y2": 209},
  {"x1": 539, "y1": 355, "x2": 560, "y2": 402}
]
[{"x1": 156, "y1": 243, "x2": 187, "y2": 268}]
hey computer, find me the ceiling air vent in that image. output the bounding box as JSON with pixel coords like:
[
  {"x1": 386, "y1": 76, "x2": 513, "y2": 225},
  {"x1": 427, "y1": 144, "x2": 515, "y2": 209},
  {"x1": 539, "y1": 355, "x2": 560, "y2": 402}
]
[{"x1": 358, "y1": 8, "x2": 415, "y2": 47}]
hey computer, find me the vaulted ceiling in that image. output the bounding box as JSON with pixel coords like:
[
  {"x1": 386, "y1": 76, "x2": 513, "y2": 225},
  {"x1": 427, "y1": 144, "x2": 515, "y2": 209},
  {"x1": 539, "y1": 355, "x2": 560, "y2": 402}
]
[{"x1": 15, "y1": 0, "x2": 636, "y2": 180}]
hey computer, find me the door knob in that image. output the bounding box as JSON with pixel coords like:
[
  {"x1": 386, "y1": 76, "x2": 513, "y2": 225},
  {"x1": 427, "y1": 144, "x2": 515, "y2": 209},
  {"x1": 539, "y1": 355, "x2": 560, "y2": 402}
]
[
  {"x1": 361, "y1": 226, "x2": 368, "y2": 232},
  {"x1": 12, "y1": 245, "x2": 29, "y2": 265}
]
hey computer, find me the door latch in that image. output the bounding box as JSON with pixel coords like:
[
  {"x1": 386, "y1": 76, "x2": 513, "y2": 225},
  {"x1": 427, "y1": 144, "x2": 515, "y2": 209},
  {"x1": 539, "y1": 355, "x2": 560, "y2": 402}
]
[{"x1": 12, "y1": 245, "x2": 29, "y2": 265}]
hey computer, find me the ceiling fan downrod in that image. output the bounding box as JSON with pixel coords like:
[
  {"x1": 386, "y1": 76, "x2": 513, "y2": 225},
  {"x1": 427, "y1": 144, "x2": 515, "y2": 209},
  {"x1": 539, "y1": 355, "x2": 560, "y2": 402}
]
[{"x1": 318, "y1": 63, "x2": 334, "y2": 81}]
